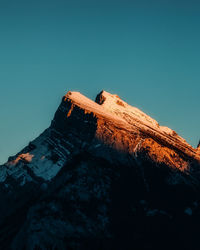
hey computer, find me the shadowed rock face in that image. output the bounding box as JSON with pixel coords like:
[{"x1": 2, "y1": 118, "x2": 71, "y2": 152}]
[{"x1": 0, "y1": 90, "x2": 200, "y2": 250}]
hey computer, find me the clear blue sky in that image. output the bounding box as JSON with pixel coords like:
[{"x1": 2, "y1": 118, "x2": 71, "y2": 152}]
[{"x1": 0, "y1": 0, "x2": 200, "y2": 164}]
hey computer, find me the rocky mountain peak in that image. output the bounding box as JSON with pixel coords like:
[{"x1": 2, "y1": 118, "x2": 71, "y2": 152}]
[
  {"x1": 0, "y1": 90, "x2": 200, "y2": 249},
  {"x1": 56, "y1": 90, "x2": 200, "y2": 162}
]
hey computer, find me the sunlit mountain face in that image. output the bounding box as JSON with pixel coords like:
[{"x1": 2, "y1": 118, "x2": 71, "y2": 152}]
[{"x1": 1, "y1": 90, "x2": 200, "y2": 250}]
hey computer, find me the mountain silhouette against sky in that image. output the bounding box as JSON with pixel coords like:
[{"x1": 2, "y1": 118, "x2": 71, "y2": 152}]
[{"x1": 0, "y1": 90, "x2": 200, "y2": 250}]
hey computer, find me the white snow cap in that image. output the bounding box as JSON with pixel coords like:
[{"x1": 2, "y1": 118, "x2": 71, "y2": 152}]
[
  {"x1": 65, "y1": 90, "x2": 190, "y2": 147},
  {"x1": 96, "y1": 90, "x2": 160, "y2": 128},
  {"x1": 96, "y1": 91, "x2": 184, "y2": 137}
]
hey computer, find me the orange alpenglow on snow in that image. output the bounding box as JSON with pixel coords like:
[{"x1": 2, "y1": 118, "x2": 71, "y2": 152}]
[{"x1": 59, "y1": 90, "x2": 200, "y2": 171}]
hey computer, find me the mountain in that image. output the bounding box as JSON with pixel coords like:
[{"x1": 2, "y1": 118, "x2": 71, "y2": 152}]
[{"x1": 0, "y1": 90, "x2": 200, "y2": 250}]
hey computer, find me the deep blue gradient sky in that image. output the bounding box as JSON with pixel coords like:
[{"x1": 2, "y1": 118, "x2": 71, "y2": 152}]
[{"x1": 0, "y1": 0, "x2": 200, "y2": 164}]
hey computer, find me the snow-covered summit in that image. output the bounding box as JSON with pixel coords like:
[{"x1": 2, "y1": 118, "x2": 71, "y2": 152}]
[
  {"x1": 96, "y1": 90, "x2": 160, "y2": 127},
  {"x1": 63, "y1": 90, "x2": 195, "y2": 154},
  {"x1": 65, "y1": 90, "x2": 185, "y2": 140},
  {"x1": 63, "y1": 91, "x2": 126, "y2": 124},
  {"x1": 95, "y1": 90, "x2": 187, "y2": 143}
]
